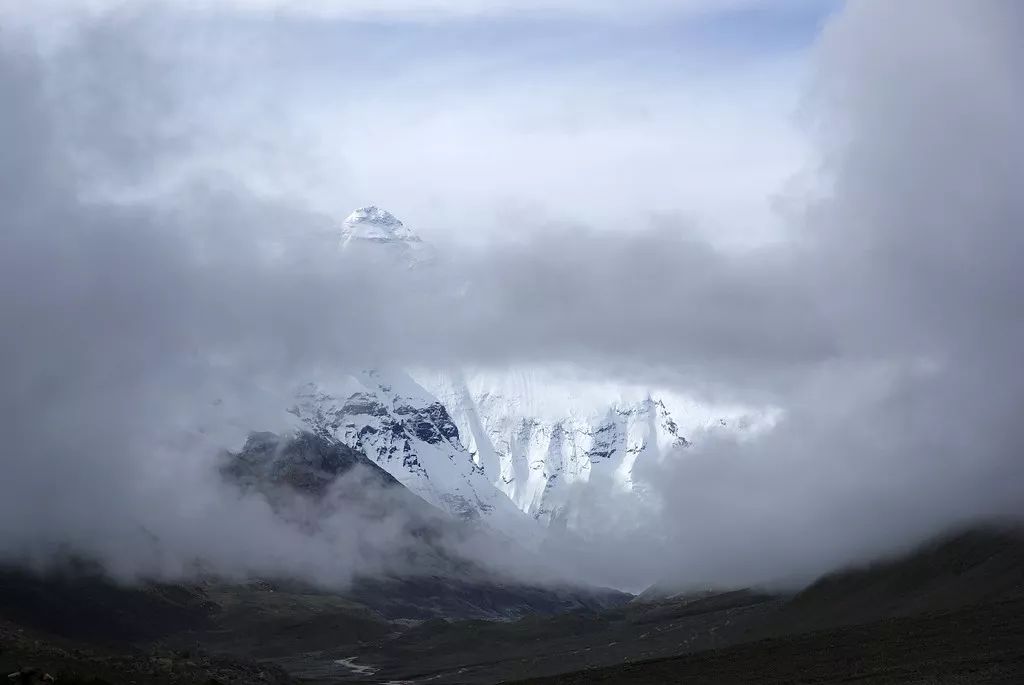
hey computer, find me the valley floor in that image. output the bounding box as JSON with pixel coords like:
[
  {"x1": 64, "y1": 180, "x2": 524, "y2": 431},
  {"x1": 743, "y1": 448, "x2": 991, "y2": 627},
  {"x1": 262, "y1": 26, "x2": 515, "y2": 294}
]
[
  {"x1": 512, "y1": 598, "x2": 1024, "y2": 685},
  {"x1": 1, "y1": 526, "x2": 1022, "y2": 684},
  {"x1": 3, "y1": 596, "x2": 1022, "y2": 684}
]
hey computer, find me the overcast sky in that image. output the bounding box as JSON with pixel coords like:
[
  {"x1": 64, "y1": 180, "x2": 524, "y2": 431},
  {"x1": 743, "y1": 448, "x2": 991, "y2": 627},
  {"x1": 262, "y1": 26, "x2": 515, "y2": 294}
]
[
  {"x1": 3, "y1": 0, "x2": 837, "y2": 246},
  {"x1": 1, "y1": 0, "x2": 1022, "y2": 591}
]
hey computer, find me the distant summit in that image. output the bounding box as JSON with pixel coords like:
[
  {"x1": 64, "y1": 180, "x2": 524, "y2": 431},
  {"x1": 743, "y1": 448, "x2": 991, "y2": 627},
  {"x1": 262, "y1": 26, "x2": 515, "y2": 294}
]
[
  {"x1": 340, "y1": 206, "x2": 432, "y2": 266},
  {"x1": 341, "y1": 206, "x2": 422, "y2": 245}
]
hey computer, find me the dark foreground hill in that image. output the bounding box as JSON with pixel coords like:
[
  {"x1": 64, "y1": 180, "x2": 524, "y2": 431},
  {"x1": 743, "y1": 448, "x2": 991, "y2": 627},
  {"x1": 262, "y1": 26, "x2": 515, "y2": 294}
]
[
  {"x1": 1, "y1": 518, "x2": 1021, "y2": 684},
  {"x1": 0, "y1": 565, "x2": 627, "y2": 684},
  {"x1": 510, "y1": 523, "x2": 1024, "y2": 685},
  {"x1": 245, "y1": 523, "x2": 1024, "y2": 684},
  {"x1": 515, "y1": 597, "x2": 1024, "y2": 684}
]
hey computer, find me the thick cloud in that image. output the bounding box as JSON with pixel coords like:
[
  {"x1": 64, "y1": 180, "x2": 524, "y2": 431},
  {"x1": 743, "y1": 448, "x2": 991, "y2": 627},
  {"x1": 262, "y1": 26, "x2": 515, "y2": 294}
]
[
  {"x1": 0, "y1": 38, "x2": 469, "y2": 582},
  {"x1": 626, "y1": 0, "x2": 1024, "y2": 588},
  {"x1": 0, "y1": 0, "x2": 1022, "y2": 591}
]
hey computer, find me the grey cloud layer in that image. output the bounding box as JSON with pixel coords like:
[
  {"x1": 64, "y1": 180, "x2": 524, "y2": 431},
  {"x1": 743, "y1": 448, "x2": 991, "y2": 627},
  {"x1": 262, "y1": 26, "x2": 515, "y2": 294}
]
[
  {"x1": 1, "y1": 0, "x2": 1022, "y2": 589},
  {"x1": 632, "y1": 0, "x2": 1024, "y2": 587}
]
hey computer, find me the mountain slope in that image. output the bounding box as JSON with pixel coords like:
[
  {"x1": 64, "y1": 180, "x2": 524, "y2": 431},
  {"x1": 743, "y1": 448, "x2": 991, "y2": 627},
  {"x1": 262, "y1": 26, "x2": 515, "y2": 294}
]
[
  {"x1": 220, "y1": 429, "x2": 617, "y2": 621},
  {"x1": 417, "y1": 367, "x2": 774, "y2": 527},
  {"x1": 508, "y1": 523, "x2": 1024, "y2": 684},
  {"x1": 773, "y1": 523, "x2": 1024, "y2": 633},
  {"x1": 222, "y1": 429, "x2": 401, "y2": 496},
  {"x1": 287, "y1": 369, "x2": 540, "y2": 545}
]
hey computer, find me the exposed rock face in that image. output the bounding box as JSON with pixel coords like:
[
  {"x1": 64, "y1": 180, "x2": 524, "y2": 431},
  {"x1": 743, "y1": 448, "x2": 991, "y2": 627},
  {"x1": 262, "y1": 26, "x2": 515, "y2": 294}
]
[
  {"x1": 221, "y1": 429, "x2": 399, "y2": 497},
  {"x1": 286, "y1": 370, "x2": 540, "y2": 546}
]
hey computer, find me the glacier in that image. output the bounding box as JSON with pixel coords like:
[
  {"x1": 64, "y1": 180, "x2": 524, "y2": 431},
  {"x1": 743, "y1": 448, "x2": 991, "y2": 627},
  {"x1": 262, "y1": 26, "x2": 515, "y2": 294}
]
[{"x1": 414, "y1": 366, "x2": 775, "y2": 528}]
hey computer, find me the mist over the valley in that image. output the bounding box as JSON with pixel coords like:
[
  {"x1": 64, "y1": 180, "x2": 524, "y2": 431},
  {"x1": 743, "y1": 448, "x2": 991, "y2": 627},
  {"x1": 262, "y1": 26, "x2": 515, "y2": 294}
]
[{"x1": 1, "y1": 0, "x2": 1022, "y2": 594}]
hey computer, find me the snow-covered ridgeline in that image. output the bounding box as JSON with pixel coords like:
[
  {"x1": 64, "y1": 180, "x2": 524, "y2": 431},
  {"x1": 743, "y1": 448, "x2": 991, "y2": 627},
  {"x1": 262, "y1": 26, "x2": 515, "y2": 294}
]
[
  {"x1": 415, "y1": 366, "x2": 777, "y2": 525},
  {"x1": 287, "y1": 368, "x2": 540, "y2": 545}
]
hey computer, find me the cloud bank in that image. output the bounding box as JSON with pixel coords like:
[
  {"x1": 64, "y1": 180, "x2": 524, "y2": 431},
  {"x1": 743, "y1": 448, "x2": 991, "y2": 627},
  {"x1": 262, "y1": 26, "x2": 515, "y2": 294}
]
[{"x1": 0, "y1": 0, "x2": 1022, "y2": 591}]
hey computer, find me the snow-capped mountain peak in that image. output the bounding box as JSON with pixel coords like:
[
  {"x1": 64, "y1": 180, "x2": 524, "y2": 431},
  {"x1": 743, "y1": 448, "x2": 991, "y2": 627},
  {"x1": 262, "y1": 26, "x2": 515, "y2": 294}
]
[
  {"x1": 341, "y1": 206, "x2": 421, "y2": 245},
  {"x1": 340, "y1": 206, "x2": 433, "y2": 266}
]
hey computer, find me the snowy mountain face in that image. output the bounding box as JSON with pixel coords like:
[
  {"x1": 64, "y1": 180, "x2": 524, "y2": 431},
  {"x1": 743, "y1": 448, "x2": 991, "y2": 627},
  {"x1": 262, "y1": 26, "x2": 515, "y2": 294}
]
[
  {"x1": 415, "y1": 368, "x2": 775, "y2": 528},
  {"x1": 339, "y1": 206, "x2": 434, "y2": 266},
  {"x1": 286, "y1": 369, "x2": 539, "y2": 546},
  {"x1": 292, "y1": 206, "x2": 774, "y2": 541}
]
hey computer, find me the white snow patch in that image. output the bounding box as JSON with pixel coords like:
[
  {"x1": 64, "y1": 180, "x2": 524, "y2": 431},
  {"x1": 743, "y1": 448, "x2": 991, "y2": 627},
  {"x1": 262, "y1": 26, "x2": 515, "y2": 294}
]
[
  {"x1": 334, "y1": 656, "x2": 378, "y2": 676},
  {"x1": 415, "y1": 365, "x2": 779, "y2": 528}
]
